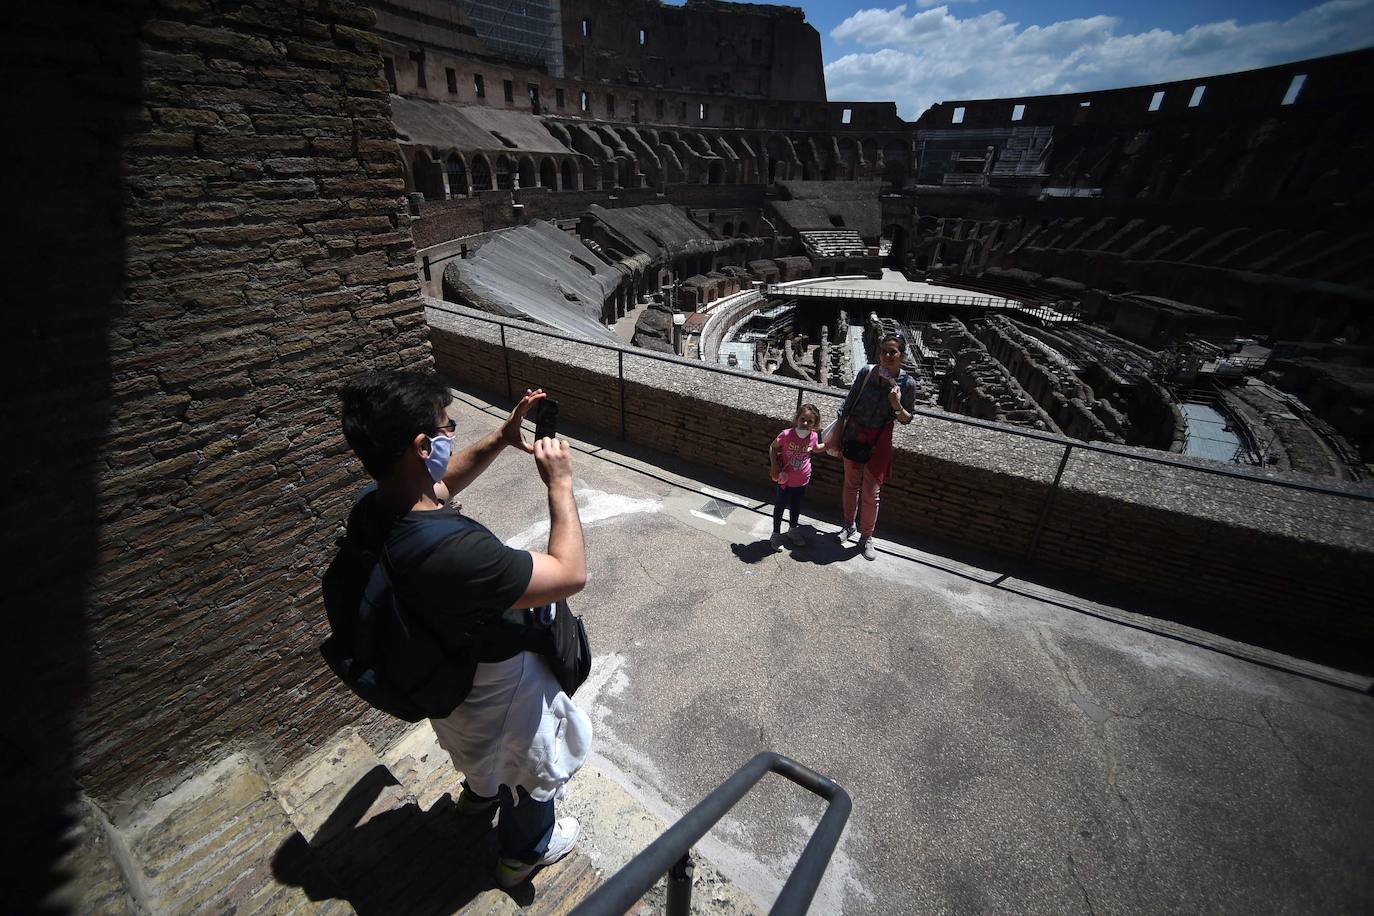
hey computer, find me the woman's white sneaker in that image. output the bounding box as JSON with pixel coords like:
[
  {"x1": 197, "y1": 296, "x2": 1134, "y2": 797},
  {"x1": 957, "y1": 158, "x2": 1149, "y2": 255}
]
[
  {"x1": 495, "y1": 816, "x2": 581, "y2": 887},
  {"x1": 859, "y1": 537, "x2": 876, "y2": 561}
]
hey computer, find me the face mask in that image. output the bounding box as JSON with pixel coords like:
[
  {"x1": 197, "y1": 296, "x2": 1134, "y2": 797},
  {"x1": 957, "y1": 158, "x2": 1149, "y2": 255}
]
[
  {"x1": 424, "y1": 433, "x2": 453, "y2": 484},
  {"x1": 794, "y1": 426, "x2": 811, "y2": 439}
]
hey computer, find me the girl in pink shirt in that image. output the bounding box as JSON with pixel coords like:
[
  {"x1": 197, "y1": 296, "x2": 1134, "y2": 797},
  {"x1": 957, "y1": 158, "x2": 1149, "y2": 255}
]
[{"x1": 768, "y1": 404, "x2": 825, "y2": 549}]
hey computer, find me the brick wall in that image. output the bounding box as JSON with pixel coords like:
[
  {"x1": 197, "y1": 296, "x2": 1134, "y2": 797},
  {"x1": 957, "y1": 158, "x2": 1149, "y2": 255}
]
[
  {"x1": 427, "y1": 304, "x2": 1374, "y2": 672},
  {"x1": 411, "y1": 196, "x2": 488, "y2": 248},
  {"x1": 9, "y1": 0, "x2": 429, "y2": 827}
]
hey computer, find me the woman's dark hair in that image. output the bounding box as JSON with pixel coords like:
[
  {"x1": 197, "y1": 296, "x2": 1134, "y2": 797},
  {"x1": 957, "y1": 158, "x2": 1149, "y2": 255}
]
[
  {"x1": 880, "y1": 332, "x2": 906, "y2": 348},
  {"x1": 339, "y1": 370, "x2": 452, "y2": 479},
  {"x1": 796, "y1": 403, "x2": 822, "y2": 426}
]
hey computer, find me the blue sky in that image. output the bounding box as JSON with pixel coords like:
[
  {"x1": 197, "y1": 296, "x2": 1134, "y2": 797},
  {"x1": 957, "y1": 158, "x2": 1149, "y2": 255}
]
[{"x1": 794, "y1": 0, "x2": 1374, "y2": 117}]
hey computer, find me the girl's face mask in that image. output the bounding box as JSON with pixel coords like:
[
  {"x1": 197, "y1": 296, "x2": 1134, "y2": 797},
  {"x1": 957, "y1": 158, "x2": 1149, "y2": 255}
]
[{"x1": 424, "y1": 433, "x2": 454, "y2": 484}]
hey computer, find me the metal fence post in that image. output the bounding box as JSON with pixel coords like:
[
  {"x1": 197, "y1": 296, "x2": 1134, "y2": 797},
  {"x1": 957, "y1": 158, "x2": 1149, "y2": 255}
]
[
  {"x1": 796, "y1": 386, "x2": 803, "y2": 412},
  {"x1": 665, "y1": 852, "x2": 693, "y2": 916},
  {"x1": 1026, "y1": 444, "x2": 1072, "y2": 562},
  {"x1": 499, "y1": 324, "x2": 512, "y2": 402},
  {"x1": 618, "y1": 349, "x2": 626, "y2": 440}
]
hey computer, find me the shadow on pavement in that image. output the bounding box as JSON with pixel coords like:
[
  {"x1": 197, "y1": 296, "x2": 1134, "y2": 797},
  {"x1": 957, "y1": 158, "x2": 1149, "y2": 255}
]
[
  {"x1": 731, "y1": 526, "x2": 860, "y2": 566},
  {"x1": 271, "y1": 765, "x2": 536, "y2": 914}
]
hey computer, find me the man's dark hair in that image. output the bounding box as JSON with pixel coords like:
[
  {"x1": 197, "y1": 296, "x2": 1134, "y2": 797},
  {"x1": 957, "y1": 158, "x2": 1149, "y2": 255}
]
[{"x1": 339, "y1": 370, "x2": 452, "y2": 479}]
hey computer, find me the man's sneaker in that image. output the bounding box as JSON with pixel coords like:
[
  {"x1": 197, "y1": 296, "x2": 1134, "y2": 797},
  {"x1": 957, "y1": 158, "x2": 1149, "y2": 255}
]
[
  {"x1": 789, "y1": 528, "x2": 806, "y2": 547},
  {"x1": 453, "y1": 786, "x2": 497, "y2": 817},
  {"x1": 838, "y1": 524, "x2": 856, "y2": 543},
  {"x1": 770, "y1": 532, "x2": 785, "y2": 550},
  {"x1": 495, "y1": 817, "x2": 580, "y2": 887},
  {"x1": 859, "y1": 536, "x2": 876, "y2": 561}
]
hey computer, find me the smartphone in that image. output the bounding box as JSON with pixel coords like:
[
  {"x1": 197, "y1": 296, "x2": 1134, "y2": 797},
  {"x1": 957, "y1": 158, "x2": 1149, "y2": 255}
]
[{"x1": 533, "y1": 398, "x2": 560, "y2": 441}]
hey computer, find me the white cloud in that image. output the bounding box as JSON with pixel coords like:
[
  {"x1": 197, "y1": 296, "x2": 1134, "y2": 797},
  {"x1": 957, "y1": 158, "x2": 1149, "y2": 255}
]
[{"x1": 825, "y1": 0, "x2": 1374, "y2": 118}]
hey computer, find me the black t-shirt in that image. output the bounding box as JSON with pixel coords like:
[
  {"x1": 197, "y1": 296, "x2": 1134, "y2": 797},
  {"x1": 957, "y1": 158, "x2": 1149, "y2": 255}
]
[{"x1": 347, "y1": 494, "x2": 535, "y2": 662}]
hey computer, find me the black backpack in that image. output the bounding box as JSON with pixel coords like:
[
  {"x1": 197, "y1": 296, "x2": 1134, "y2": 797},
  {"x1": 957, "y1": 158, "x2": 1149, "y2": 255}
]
[{"x1": 320, "y1": 492, "x2": 482, "y2": 722}]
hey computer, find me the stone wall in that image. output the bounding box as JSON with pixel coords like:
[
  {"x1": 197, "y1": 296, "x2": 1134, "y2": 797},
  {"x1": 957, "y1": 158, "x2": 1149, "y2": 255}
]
[
  {"x1": 427, "y1": 304, "x2": 1374, "y2": 673},
  {"x1": 9, "y1": 0, "x2": 427, "y2": 860},
  {"x1": 411, "y1": 195, "x2": 490, "y2": 248},
  {"x1": 973, "y1": 316, "x2": 1127, "y2": 443}
]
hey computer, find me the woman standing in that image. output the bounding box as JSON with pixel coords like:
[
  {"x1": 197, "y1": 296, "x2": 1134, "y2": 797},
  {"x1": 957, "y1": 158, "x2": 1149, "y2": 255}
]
[{"x1": 829, "y1": 332, "x2": 919, "y2": 560}]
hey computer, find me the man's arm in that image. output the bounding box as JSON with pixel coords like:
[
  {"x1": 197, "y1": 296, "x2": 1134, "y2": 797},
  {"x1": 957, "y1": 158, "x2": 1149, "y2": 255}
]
[
  {"x1": 512, "y1": 437, "x2": 586, "y2": 607},
  {"x1": 442, "y1": 388, "x2": 544, "y2": 496}
]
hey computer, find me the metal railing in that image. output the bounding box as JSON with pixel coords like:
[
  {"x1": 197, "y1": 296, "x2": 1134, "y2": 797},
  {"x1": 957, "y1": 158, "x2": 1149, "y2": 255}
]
[
  {"x1": 424, "y1": 302, "x2": 1374, "y2": 563},
  {"x1": 570, "y1": 752, "x2": 852, "y2": 915}
]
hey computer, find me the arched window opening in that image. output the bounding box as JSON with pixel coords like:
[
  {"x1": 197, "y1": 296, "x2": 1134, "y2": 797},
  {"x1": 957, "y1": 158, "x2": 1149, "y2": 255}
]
[
  {"x1": 561, "y1": 159, "x2": 576, "y2": 189},
  {"x1": 882, "y1": 140, "x2": 908, "y2": 186},
  {"x1": 494, "y1": 155, "x2": 514, "y2": 190},
  {"x1": 540, "y1": 158, "x2": 557, "y2": 188},
  {"x1": 471, "y1": 155, "x2": 492, "y2": 192},
  {"x1": 445, "y1": 154, "x2": 467, "y2": 197},
  {"x1": 411, "y1": 149, "x2": 443, "y2": 199}
]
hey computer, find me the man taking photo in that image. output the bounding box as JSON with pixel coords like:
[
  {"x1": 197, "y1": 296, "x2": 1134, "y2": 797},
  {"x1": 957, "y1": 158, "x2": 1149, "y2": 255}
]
[{"x1": 337, "y1": 370, "x2": 589, "y2": 888}]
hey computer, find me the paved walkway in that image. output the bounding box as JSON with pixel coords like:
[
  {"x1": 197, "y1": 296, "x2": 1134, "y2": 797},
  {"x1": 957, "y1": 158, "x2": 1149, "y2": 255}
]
[{"x1": 442, "y1": 384, "x2": 1374, "y2": 915}]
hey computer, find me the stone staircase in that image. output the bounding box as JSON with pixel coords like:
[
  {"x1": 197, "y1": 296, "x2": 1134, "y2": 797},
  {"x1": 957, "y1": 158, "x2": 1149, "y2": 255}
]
[
  {"x1": 53, "y1": 725, "x2": 760, "y2": 915},
  {"x1": 799, "y1": 229, "x2": 867, "y2": 259},
  {"x1": 989, "y1": 127, "x2": 1052, "y2": 178}
]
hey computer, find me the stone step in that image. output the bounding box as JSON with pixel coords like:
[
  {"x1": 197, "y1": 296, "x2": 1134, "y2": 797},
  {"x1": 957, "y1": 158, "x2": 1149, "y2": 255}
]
[
  {"x1": 274, "y1": 725, "x2": 600, "y2": 915},
  {"x1": 46, "y1": 799, "x2": 138, "y2": 914},
  {"x1": 55, "y1": 722, "x2": 760, "y2": 915},
  {"x1": 119, "y1": 753, "x2": 349, "y2": 914}
]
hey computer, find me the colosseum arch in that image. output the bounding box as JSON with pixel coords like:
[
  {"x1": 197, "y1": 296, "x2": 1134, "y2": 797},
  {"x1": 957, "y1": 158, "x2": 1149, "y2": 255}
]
[
  {"x1": 539, "y1": 157, "x2": 557, "y2": 189},
  {"x1": 444, "y1": 152, "x2": 468, "y2": 197},
  {"x1": 818, "y1": 139, "x2": 839, "y2": 181},
  {"x1": 882, "y1": 140, "x2": 909, "y2": 186},
  {"x1": 861, "y1": 138, "x2": 878, "y2": 173},
  {"x1": 516, "y1": 155, "x2": 536, "y2": 190},
  {"x1": 470, "y1": 153, "x2": 493, "y2": 192},
  {"x1": 708, "y1": 160, "x2": 725, "y2": 184},
  {"x1": 561, "y1": 158, "x2": 577, "y2": 190},
  {"x1": 724, "y1": 135, "x2": 757, "y2": 183},
  {"x1": 659, "y1": 149, "x2": 684, "y2": 184},
  {"x1": 837, "y1": 137, "x2": 858, "y2": 179},
  {"x1": 883, "y1": 223, "x2": 907, "y2": 268},
  {"x1": 619, "y1": 156, "x2": 641, "y2": 188},
  {"x1": 765, "y1": 135, "x2": 790, "y2": 183},
  {"x1": 411, "y1": 148, "x2": 444, "y2": 199},
  {"x1": 494, "y1": 155, "x2": 514, "y2": 190}
]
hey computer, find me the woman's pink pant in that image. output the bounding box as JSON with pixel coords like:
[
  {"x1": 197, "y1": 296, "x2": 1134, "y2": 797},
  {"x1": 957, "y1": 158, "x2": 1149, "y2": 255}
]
[{"x1": 842, "y1": 458, "x2": 882, "y2": 536}]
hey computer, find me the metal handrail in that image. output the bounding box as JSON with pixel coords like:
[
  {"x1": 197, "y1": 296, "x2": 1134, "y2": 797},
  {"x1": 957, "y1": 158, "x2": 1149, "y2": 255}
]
[
  {"x1": 570, "y1": 752, "x2": 852, "y2": 916},
  {"x1": 422, "y1": 300, "x2": 1374, "y2": 506}
]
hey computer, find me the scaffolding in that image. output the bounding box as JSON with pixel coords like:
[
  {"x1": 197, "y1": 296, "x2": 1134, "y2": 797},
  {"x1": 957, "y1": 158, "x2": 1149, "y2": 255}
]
[{"x1": 459, "y1": 0, "x2": 564, "y2": 77}]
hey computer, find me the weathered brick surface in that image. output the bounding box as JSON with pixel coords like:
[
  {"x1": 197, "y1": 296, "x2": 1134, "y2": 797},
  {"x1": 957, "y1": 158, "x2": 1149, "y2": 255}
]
[
  {"x1": 428, "y1": 304, "x2": 1374, "y2": 670},
  {"x1": 10, "y1": 0, "x2": 426, "y2": 816}
]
